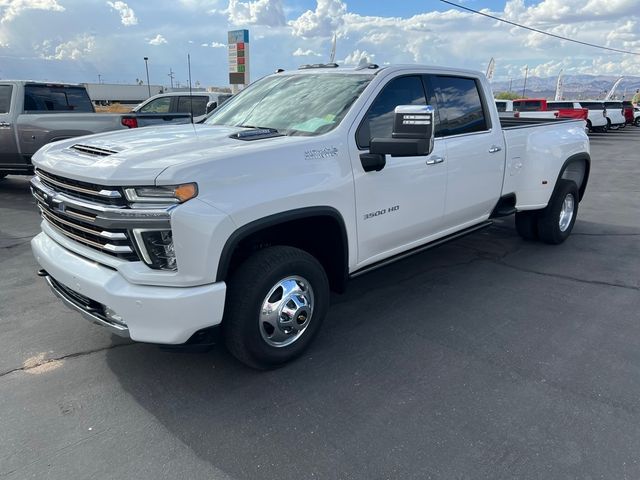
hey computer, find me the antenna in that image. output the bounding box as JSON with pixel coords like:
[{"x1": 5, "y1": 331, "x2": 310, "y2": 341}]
[
  {"x1": 329, "y1": 33, "x2": 337, "y2": 64},
  {"x1": 188, "y1": 54, "x2": 193, "y2": 124}
]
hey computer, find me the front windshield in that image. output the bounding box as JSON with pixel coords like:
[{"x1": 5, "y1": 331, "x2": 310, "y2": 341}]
[{"x1": 205, "y1": 73, "x2": 373, "y2": 136}]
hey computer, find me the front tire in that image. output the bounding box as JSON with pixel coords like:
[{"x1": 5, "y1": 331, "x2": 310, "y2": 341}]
[
  {"x1": 223, "y1": 246, "x2": 330, "y2": 369},
  {"x1": 537, "y1": 179, "x2": 579, "y2": 245}
]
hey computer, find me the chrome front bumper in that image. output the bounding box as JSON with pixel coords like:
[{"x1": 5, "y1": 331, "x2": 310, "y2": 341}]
[{"x1": 43, "y1": 272, "x2": 130, "y2": 337}]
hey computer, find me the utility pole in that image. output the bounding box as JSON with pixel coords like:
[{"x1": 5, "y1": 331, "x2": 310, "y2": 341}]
[
  {"x1": 508, "y1": 78, "x2": 512, "y2": 93},
  {"x1": 168, "y1": 68, "x2": 175, "y2": 89},
  {"x1": 143, "y1": 56, "x2": 151, "y2": 97},
  {"x1": 522, "y1": 65, "x2": 529, "y2": 98}
]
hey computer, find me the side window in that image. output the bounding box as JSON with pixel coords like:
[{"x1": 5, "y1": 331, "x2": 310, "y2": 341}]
[
  {"x1": 0, "y1": 85, "x2": 12, "y2": 113},
  {"x1": 177, "y1": 96, "x2": 208, "y2": 117},
  {"x1": 430, "y1": 76, "x2": 488, "y2": 137},
  {"x1": 140, "y1": 97, "x2": 172, "y2": 113},
  {"x1": 23, "y1": 86, "x2": 94, "y2": 112},
  {"x1": 356, "y1": 76, "x2": 426, "y2": 149}
]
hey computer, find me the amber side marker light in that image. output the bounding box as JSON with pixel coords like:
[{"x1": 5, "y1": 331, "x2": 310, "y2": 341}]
[{"x1": 174, "y1": 183, "x2": 198, "y2": 202}]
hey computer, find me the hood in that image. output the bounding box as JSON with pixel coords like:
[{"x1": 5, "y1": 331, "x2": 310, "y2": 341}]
[{"x1": 32, "y1": 124, "x2": 303, "y2": 185}]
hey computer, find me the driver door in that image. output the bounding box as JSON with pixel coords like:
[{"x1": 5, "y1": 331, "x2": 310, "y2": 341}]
[{"x1": 348, "y1": 75, "x2": 448, "y2": 267}]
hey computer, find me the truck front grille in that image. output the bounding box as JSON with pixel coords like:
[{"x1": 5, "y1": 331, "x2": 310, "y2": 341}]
[
  {"x1": 33, "y1": 170, "x2": 139, "y2": 261},
  {"x1": 36, "y1": 168, "x2": 126, "y2": 206}
]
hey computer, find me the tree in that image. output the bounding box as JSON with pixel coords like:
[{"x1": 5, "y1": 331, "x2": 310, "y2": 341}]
[{"x1": 494, "y1": 91, "x2": 523, "y2": 100}]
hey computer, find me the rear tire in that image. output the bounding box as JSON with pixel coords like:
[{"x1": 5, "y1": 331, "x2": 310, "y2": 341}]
[
  {"x1": 537, "y1": 179, "x2": 579, "y2": 245},
  {"x1": 223, "y1": 246, "x2": 330, "y2": 369},
  {"x1": 515, "y1": 211, "x2": 538, "y2": 240},
  {"x1": 635, "y1": 117, "x2": 640, "y2": 127}
]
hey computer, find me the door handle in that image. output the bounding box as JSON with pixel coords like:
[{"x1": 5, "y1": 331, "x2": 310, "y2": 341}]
[
  {"x1": 489, "y1": 145, "x2": 502, "y2": 153},
  {"x1": 426, "y1": 155, "x2": 445, "y2": 165},
  {"x1": 0, "y1": 122, "x2": 11, "y2": 128}
]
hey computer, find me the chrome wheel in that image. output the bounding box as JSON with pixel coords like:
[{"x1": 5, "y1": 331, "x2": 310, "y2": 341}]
[
  {"x1": 259, "y1": 276, "x2": 314, "y2": 348},
  {"x1": 558, "y1": 193, "x2": 575, "y2": 232}
]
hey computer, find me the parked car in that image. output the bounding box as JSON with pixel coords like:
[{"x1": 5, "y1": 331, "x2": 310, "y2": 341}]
[
  {"x1": 549, "y1": 101, "x2": 608, "y2": 133},
  {"x1": 622, "y1": 100, "x2": 635, "y2": 125},
  {"x1": 0, "y1": 81, "x2": 192, "y2": 177},
  {"x1": 603, "y1": 101, "x2": 626, "y2": 129},
  {"x1": 495, "y1": 99, "x2": 513, "y2": 112},
  {"x1": 634, "y1": 106, "x2": 640, "y2": 126},
  {"x1": 513, "y1": 98, "x2": 588, "y2": 121},
  {"x1": 132, "y1": 92, "x2": 232, "y2": 123},
  {"x1": 30, "y1": 64, "x2": 590, "y2": 368}
]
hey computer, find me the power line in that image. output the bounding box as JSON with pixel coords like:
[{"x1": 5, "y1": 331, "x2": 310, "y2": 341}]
[{"x1": 439, "y1": 0, "x2": 640, "y2": 56}]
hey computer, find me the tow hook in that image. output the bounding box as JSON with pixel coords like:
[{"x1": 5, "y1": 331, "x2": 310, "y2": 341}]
[{"x1": 37, "y1": 269, "x2": 49, "y2": 277}]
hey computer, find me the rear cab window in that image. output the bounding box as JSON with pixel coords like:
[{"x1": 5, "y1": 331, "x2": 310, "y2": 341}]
[
  {"x1": 0, "y1": 85, "x2": 12, "y2": 113},
  {"x1": 549, "y1": 102, "x2": 574, "y2": 109},
  {"x1": 23, "y1": 85, "x2": 94, "y2": 112},
  {"x1": 513, "y1": 100, "x2": 543, "y2": 111},
  {"x1": 177, "y1": 96, "x2": 208, "y2": 117}
]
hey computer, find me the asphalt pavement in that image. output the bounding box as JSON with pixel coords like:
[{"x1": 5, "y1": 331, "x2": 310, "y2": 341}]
[{"x1": 1, "y1": 127, "x2": 639, "y2": 479}]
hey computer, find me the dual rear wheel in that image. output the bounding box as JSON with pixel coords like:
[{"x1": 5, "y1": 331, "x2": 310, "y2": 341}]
[{"x1": 515, "y1": 179, "x2": 579, "y2": 244}]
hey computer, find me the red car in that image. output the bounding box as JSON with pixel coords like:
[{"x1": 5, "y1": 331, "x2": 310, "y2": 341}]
[
  {"x1": 513, "y1": 98, "x2": 588, "y2": 121},
  {"x1": 622, "y1": 101, "x2": 635, "y2": 125}
]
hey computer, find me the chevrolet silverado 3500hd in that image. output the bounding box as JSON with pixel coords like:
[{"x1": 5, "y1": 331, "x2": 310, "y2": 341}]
[{"x1": 30, "y1": 64, "x2": 590, "y2": 368}]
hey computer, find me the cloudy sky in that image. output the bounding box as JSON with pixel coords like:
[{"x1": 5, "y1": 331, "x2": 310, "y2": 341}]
[{"x1": 0, "y1": 0, "x2": 639, "y2": 87}]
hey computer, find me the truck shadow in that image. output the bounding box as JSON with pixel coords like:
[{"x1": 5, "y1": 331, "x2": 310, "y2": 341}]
[{"x1": 104, "y1": 217, "x2": 640, "y2": 479}]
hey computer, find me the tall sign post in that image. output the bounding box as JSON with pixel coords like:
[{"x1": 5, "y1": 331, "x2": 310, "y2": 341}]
[{"x1": 228, "y1": 29, "x2": 249, "y2": 94}]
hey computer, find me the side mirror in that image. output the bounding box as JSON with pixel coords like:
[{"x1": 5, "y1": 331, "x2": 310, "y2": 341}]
[
  {"x1": 206, "y1": 101, "x2": 218, "y2": 114},
  {"x1": 370, "y1": 105, "x2": 435, "y2": 157}
]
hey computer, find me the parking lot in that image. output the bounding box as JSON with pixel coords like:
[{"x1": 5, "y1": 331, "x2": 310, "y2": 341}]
[{"x1": 1, "y1": 127, "x2": 639, "y2": 479}]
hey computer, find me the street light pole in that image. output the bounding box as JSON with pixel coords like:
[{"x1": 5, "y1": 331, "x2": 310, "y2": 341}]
[
  {"x1": 522, "y1": 65, "x2": 529, "y2": 98},
  {"x1": 143, "y1": 57, "x2": 151, "y2": 98}
]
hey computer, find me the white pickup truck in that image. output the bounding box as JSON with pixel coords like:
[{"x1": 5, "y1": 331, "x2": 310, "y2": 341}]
[{"x1": 30, "y1": 64, "x2": 590, "y2": 368}]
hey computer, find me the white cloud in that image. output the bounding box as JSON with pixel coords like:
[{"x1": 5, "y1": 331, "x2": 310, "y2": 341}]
[
  {"x1": 0, "y1": 0, "x2": 64, "y2": 23},
  {"x1": 226, "y1": 0, "x2": 285, "y2": 26},
  {"x1": 292, "y1": 47, "x2": 321, "y2": 57},
  {"x1": 202, "y1": 41, "x2": 226, "y2": 48},
  {"x1": 148, "y1": 34, "x2": 167, "y2": 46},
  {"x1": 289, "y1": 0, "x2": 346, "y2": 37},
  {"x1": 37, "y1": 34, "x2": 95, "y2": 60},
  {"x1": 342, "y1": 48, "x2": 374, "y2": 65},
  {"x1": 106, "y1": 1, "x2": 137, "y2": 26}
]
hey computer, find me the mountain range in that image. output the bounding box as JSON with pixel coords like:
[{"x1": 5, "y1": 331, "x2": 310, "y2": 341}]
[{"x1": 490, "y1": 75, "x2": 640, "y2": 100}]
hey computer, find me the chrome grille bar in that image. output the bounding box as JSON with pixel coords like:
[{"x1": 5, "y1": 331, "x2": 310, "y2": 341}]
[
  {"x1": 44, "y1": 218, "x2": 133, "y2": 254},
  {"x1": 37, "y1": 169, "x2": 122, "y2": 199}
]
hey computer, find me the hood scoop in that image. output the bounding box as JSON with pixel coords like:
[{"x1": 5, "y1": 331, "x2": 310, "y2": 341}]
[
  {"x1": 70, "y1": 144, "x2": 121, "y2": 157},
  {"x1": 229, "y1": 128, "x2": 284, "y2": 141}
]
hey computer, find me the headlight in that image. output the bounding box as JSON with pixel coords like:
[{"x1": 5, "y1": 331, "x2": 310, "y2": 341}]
[
  {"x1": 133, "y1": 229, "x2": 177, "y2": 270},
  {"x1": 124, "y1": 183, "x2": 198, "y2": 204}
]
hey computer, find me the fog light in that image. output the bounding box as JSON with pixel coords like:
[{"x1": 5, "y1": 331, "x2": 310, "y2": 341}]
[
  {"x1": 104, "y1": 306, "x2": 126, "y2": 326},
  {"x1": 133, "y1": 229, "x2": 177, "y2": 270}
]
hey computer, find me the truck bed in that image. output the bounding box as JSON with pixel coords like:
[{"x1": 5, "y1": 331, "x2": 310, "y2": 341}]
[{"x1": 500, "y1": 116, "x2": 583, "y2": 129}]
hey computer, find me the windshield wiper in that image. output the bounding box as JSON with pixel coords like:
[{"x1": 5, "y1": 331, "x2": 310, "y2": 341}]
[{"x1": 237, "y1": 124, "x2": 279, "y2": 132}]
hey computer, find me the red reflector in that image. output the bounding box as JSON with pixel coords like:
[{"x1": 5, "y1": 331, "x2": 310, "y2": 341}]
[{"x1": 121, "y1": 117, "x2": 138, "y2": 128}]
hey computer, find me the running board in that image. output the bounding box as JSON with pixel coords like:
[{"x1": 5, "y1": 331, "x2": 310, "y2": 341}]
[{"x1": 349, "y1": 221, "x2": 493, "y2": 279}]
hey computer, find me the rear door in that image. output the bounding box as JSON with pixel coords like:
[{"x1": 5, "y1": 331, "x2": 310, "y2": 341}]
[
  {"x1": 0, "y1": 84, "x2": 20, "y2": 168},
  {"x1": 426, "y1": 74, "x2": 505, "y2": 228}
]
